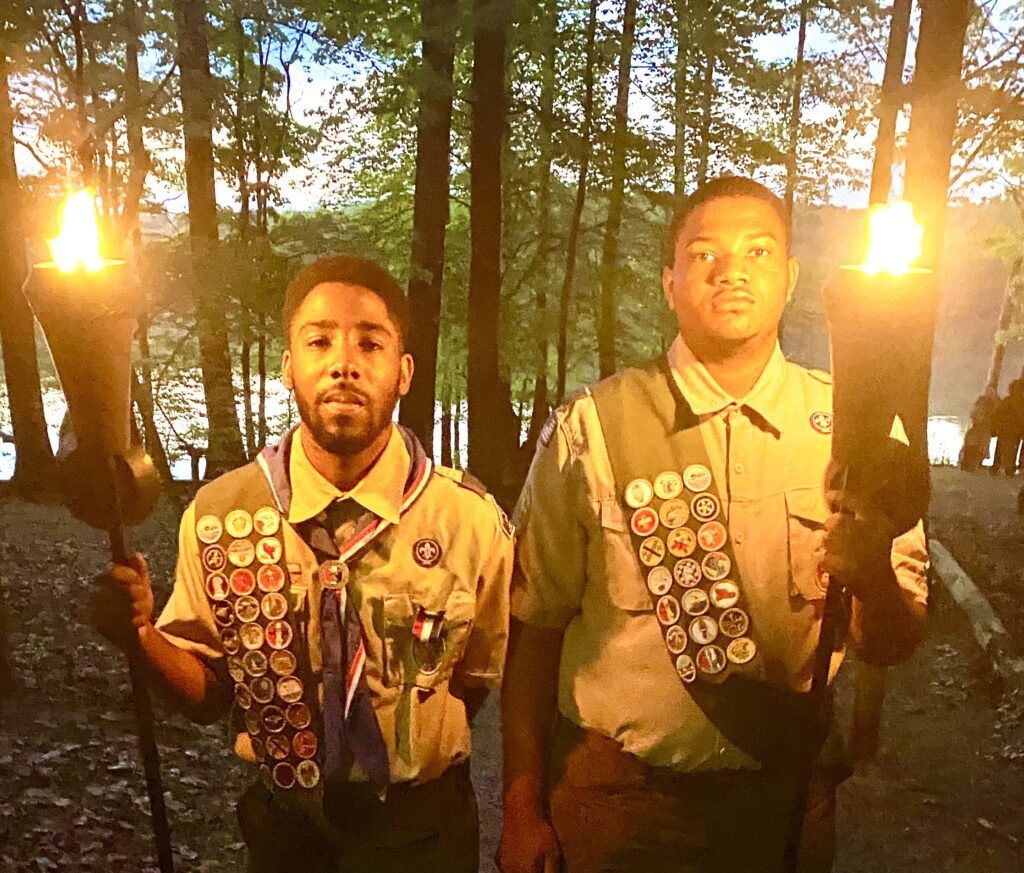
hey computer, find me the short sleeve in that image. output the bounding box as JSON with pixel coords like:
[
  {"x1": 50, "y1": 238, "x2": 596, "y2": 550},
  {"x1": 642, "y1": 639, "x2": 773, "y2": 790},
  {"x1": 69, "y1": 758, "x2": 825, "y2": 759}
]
[
  {"x1": 154, "y1": 502, "x2": 225, "y2": 661},
  {"x1": 891, "y1": 518, "x2": 928, "y2": 609}
]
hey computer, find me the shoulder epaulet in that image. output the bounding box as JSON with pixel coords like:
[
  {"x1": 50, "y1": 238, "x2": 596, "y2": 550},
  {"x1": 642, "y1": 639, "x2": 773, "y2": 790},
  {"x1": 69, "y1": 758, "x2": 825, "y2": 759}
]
[
  {"x1": 433, "y1": 465, "x2": 489, "y2": 497},
  {"x1": 805, "y1": 368, "x2": 832, "y2": 385}
]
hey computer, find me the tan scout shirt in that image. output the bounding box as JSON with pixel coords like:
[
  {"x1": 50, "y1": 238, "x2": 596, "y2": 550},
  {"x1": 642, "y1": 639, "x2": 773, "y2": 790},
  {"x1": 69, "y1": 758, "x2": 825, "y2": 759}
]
[
  {"x1": 512, "y1": 337, "x2": 928, "y2": 772},
  {"x1": 157, "y1": 424, "x2": 513, "y2": 784}
]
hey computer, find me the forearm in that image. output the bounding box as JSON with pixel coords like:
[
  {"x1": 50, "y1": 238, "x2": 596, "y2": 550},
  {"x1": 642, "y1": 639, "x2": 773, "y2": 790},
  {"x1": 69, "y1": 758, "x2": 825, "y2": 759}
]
[
  {"x1": 135, "y1": 623, "x2": 229, "y2": 723},
  {"x1": 501, "y1": 619, "x2": 564, "y2": 816},
  {"x1": 849, "y1": 565, "x2": 926, "y2": 666}
]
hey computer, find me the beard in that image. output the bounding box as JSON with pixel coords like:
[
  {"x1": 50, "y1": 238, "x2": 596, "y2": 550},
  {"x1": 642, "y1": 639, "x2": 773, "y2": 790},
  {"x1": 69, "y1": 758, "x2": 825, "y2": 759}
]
[{"x1": 293, "y1": 377, "x2": 401, "y2": 458}]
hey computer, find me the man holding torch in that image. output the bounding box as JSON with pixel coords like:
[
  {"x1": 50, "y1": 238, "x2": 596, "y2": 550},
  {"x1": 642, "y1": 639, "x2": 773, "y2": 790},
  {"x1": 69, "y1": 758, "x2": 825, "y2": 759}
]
[
  {"x1": 91, "y1": 255, "x2": 513, "y2": 872},
  {"x1": 499, "y1": 176, "x2": 928, "y2": 873}
]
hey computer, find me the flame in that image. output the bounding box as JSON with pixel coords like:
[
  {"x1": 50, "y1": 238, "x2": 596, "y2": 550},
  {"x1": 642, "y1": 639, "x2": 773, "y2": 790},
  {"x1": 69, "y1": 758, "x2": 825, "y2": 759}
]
[
  {"x1": 861, "y1": 201, "x2": 924, "y2": 276},
  {"x1": 47, "y1": 190, "x2": 105, "y2": 272}
]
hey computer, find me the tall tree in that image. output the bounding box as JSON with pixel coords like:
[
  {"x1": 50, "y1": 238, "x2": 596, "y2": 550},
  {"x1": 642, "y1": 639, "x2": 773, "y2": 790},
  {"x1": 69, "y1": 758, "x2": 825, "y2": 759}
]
[
  {"x1": 399, "y1": 0, "x2": 457, "y2": 447},
  {"x1": 784, "y1": 0, "x2": 810, "y2": 212},
  {"x1": 673, "y1": 0, "x2": 688, "y2": 198},
  {"x1": 868, "y1": 0, "x2": 912, "y2": 205},
  {"x1": 596, "y1": 0, "x2": 638, "y2": 379},
  {"x1": 173, "y1": 0, "x2": 245, "y2": 475}
]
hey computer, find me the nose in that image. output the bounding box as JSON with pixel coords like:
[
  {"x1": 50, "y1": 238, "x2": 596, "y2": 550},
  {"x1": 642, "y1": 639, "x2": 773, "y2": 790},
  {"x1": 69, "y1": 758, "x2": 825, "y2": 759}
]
[
  {"x1": 328, "y1": 340, "x2": 360, "y2": 381},
  {"x1": 710, "y1": 252, "x2": 748, "y2": 285}
]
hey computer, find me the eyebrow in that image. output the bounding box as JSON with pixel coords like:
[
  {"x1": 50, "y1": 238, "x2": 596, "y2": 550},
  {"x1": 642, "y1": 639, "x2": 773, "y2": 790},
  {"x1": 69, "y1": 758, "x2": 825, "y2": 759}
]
[
  {"x1": 297, "y1": 318, "x2": 395, "y2": 336},
  {"x1": 686, "y1": 231, "x2": 781, "y2": 246}
]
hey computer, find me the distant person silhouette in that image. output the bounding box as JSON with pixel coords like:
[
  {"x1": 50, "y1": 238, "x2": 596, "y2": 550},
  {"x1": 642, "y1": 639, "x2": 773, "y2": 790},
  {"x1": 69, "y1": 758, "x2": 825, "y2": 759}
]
[
  {"x1": 959, "y1": 389, "x2": 999, "y2": 472},
  {"x1": 991, "y1": 379, "x2": 1024, "y2": 475}
]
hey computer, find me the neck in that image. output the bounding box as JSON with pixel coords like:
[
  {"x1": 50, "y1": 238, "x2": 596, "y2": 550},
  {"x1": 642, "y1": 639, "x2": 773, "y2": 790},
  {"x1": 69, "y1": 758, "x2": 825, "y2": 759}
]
[
  {"x1": 299, "y1": 425, "x2": 392, "y2": 492},
  {"x1": 681, "y1": 333, "x2": 777, "y2": 399}
]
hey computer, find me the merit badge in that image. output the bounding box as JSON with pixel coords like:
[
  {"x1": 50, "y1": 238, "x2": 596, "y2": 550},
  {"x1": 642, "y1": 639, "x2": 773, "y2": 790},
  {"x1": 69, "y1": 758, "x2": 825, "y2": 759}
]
[
  {"x1": 243, "y1": 650, "x2": 268, "y2": 678},
  {"x1": 261, "y1": 705, "x2": 286, "y2": 734},
  {"x1": 253, "y1": 506, "x2": 281, "y2": 537},
  {"x1": 296, "y1": 759, "x2": 321, "y2": 789},
  {"x1": 220, "y1": 627, "x2": 241, "y2": 655},
  {"x1": 286, "y1": 702, "x2": 312, "y2": 730},
  {"x1": 691, "y1": 493, "x2": 720, "y2": 522},
  {"x1": 683, "y1": 464, "x2": 712, "y2": 493},
  {"x1": 227, "y1": 539, "x2": 255, "y2": 568},
  {"x1": 647, "y1": 566, "x2": 673, "y2": 596},
  {"x1": 638, "y1": 536, "x2": 666, "y2": 567},
  {"x1": 202, "y1": 545, "x2": 227, "y2": 573},
  {"x1": 718, "y1": 608, "x2": 750, "y2": 639},
  {"x1": 624, "y1": 478, "x2": 654, "y2": 509},
  {"x1": 245, "y1": 710, "x2": 262, "y2": 736},
  {"x1": 673, "y1": 558, "x2": 702, "y2": 588},
  {"x1": 675, "y1": 653, "x2": 697, "y2": 683},
  {"x1": 251, "y1": 676, "x2": 275, "y2": 705},
  {"x1": 225, "y1": 509, "x2": 253, "y2": 539},
  {"x1": 701, "y1": 551, "x2": 731, "y2": 582},
  {"x1": 235, "y1": 684, "x2": 253, "y2": 710},
  {"x1": 256, "y1": 537, "x2": 283, "y2": 565},
  {"x1": 250, "y1": 738, "x2": 266, "y2": 762},
  {"x1": 630, "y1": 507, "x2": 659, "y2": 537},
  {"x1": 234, "y1": 595, "x2": 260, "y2": 624},
  {"x1": 258, "y1": 564, "x2": 286, "y2": 593},
  {"x1": 240, "y1": 623, "x2": 265, "y2": 650},
  {"x1": 809, "y1": 411, "x2": 833, "y2": 435},
  {"x1": 265, "y1": 620, "x2": 294, "y2": 650},
  {"x1": 412, "y1": 606, "x2": 446, "y2": 643},
  {"x1": 196, "y1": 514, "x2": 223, "y2": 544},
  {"x1": 205, "y1": 572, "x2": 230, "y2": 601},
  {"x1": 270, "y1": 650, "x2": 297, "y2": 677},
  {"x1": 277, "y1": 676, "x2": 304, "y2": 704},
  {"x1": 665, "y1": 624, "x2": 688, "y2": 655},
  {"x1": 228, "y1": 657, "x2": 245, "y2": 684},
  {"x1": 697, "y1": 521, "x2": 727, "y2": 552},
  {"x1": 265, "y1": 734, "x2": 291, "y2": 761},
  {"x1": 293, "y1": 730, "x2": 318, "y2": 759},
  {"x1": 727, "y1": 637, "x2": 757, "y2": 665},
  {"x1": 413, "y1": 538, "x2": 442, "y2": 568},
  {"x1": 320, "y1": 560, "x2": 348, "y2": 589},
  {"x1": 273, "y1": 762, "x2": 296, "y2": 790},
  {"x1": 656, "y1": 595, "x2": 681, "y2": 626},
  {"x1": 709, "y1": 580, "x2": 740, "y2": 609},
  {"x1": 653, "y1": 471, "x2": 684, "y2": 500},
  {"x1": 666, "y1": 528, "x2": 697, "y2": 558},
  {"x1": 213, "y1": 602, "x2": 235, "y2": 628},
  {"x1": 261, "y1": 593, "x2": 289, "y2": 622},
  {"x1": 659, "y1": 498, "x2": 690, "y2": 530},
  {"x1": 230, "y1": 568, "x2": 257, "y2": 597},
  {"x1": 696, "y1": 644, "x2": 727, "y2": 675},
  {"x1": 682, "y1": 588, "x2": 710, "y2": 617},
  {"x1": 689, "y1": 615, "x2": 719, "y2": 646},
  {"x1": 260, "y1": 765, "x2": 274, "y2": 791}
]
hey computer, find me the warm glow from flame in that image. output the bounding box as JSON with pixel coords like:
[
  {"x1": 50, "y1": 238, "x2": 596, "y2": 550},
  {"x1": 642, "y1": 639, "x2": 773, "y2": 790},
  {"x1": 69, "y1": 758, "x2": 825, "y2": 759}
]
[
  {"x1": 862, "y1": 201, "x2": 924, "y2": 276},
  {"x1": 48, "y1": 190, "x2": 105, "y2": 272}
]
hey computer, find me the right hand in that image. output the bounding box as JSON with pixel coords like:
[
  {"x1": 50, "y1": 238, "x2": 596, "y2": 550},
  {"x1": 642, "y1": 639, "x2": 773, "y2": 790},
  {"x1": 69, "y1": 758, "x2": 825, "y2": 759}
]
[
  {"x1": 89, "y1": 553, "x2": 154, "y2": 651},
  {"x1": 497, "y1": 806, "x2": 563, "y2": 873}
]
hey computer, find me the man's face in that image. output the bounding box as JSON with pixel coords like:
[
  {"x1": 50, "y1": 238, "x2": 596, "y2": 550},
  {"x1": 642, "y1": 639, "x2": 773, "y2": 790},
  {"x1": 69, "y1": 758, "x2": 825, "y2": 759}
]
[
  {"x1": 662, "y1": 196, "x2": 799, "y2": 353},
  {"x1": 282, "y1": 282, "x2": 413, "y2": 457}
]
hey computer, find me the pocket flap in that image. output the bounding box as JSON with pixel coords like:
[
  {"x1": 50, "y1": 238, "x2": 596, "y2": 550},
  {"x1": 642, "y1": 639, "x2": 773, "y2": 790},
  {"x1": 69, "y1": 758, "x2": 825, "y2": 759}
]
[{"x1": 784, "y1": 487, "x2": 828, "y2": 525}]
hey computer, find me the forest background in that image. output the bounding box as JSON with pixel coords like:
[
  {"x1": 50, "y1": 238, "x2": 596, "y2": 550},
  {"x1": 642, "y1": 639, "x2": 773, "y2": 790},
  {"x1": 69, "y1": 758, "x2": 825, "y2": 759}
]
[{"x1": 1, "y1": 0, "x2": 1023, "y2": 505}]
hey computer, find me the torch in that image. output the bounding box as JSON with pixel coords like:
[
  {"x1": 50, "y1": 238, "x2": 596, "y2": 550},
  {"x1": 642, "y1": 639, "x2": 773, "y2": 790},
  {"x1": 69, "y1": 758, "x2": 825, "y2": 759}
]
[{"x1": 22, "y1": 190, "x2": 172, "y2": 873}]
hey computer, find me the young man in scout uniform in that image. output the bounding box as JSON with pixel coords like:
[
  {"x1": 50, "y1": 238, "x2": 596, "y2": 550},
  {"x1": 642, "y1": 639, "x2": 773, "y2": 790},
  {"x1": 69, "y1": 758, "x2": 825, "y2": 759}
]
[
  {"x1": 92, "y1": 255, "x2": 513, "y2": 872},
  {"x1": 498, "y1": 176, "x2": 929, "y2": 873}
]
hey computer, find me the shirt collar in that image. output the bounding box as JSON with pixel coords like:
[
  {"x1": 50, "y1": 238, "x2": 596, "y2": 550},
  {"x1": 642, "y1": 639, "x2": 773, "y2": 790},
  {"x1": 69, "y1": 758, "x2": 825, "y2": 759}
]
[
  {"x1": 666, "y1": 335, "x2": 788, "y2": 433},
  {"x1": 287, "y1": 423, "x2": 409, "y2": 526}
]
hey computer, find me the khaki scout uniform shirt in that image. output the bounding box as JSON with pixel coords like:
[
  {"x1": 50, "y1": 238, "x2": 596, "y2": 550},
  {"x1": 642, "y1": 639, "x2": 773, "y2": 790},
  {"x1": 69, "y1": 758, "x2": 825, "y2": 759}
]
[
  {"x1": 157, "y1": 424, "x2": 513, "y2": 784},
  {"x1": 512, "y1": 337, "x2": 928, "y2": 772}
]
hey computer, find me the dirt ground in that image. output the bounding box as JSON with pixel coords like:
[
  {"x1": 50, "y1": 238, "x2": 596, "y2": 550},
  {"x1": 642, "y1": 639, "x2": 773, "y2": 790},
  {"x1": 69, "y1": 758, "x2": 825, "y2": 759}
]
[{"x1": 1, "y1": 468, "x2": 1022, "y2": 872}]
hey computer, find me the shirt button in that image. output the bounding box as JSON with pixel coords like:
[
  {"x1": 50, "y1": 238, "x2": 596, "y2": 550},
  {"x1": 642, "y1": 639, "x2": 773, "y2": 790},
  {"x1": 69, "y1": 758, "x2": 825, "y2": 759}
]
[
  {"x1": 734, "y1": 532, "x2": 745, "y2": 544},
  {"x1": 734, "y1": 462, "x2": 745, "y2": 474}
]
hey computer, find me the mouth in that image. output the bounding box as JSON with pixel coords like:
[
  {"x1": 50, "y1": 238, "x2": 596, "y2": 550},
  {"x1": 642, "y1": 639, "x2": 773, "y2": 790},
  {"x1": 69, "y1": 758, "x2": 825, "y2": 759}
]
[
  {"x1": 320, "y1": 389, "x2": 367, "y2": 411},
  {"x1": 712, "y1": 289, "x2": 755, "y2": 311}
]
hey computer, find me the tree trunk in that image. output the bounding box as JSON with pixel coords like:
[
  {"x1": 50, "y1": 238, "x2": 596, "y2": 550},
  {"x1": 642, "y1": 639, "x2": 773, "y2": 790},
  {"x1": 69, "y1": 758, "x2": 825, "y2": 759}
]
[
  {"x1": 903, "y1": 0, "x2": 973, "y2": 269},
  {"x1": 400, "y1": 0, "x2": 457, "y2": 447},
  {"x1": 555, "y1": 0, "x2": 598, "y2": 403},
  {"x1": 784, "y1": 0, "x2": 810, "y2": 213},
  {"x1": 240, "y1": 314, "x2": 255, "y2": 458},
  {"x1": 467, "y1": 0, "x2": 513, "y2": 492},
  {"x1": 596, "y1": 0, "x2": 637, "y2": 380},
  {"x1": 122, "y1": 0, "x2": 152, "y2": 247},
  {"x1": 257, "y1": 312, "x2": 268, "y2": 448},
  {"x1": 134, "y1": 316, "x2": 173, "y2": 482},
  {"x1": 173, "y1": 0, "x2": 246, "y2": 476},
  {"x1": 869, "y1": 0, "x2": 912, "y2": 205},
  {"x1": 0, "y1": 55, "x2": 55, "y2": 496},
  {"x1": 440, "y1": 390, "x2": 453, "y2": 467},
  {"x1": 697, "y1": 43, "x2": 714, "y2": 187},
  {"x1": 985, "y1": 257, "x2": 1023, "y2": 393},
  {"x1": 673, "y1": 0, "x2": 688, "y2": 199}
]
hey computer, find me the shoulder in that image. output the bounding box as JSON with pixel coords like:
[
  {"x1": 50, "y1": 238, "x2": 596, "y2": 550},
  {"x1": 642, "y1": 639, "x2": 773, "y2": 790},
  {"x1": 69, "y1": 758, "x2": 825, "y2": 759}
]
[
  {"x1": 431, "y1": 466, "x2": 514, "y2": 539},
  {"x1": 783, "y1": 359, "x2": 833, "y2": 404},
  {"x1": 194, "y1": 460, "x2": 266, "y2": 511}
]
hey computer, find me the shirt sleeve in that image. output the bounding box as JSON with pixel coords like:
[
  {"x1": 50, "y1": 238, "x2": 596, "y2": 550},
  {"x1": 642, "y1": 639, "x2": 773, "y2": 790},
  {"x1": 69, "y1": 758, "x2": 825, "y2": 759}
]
[
  {"x1": 154, "y1": 501, "x2": 225, "y2": 661},
  {"x1": 891, "y1": 518, "x2": 929, "y2": 608},
  {"x1": 510, "y1": 413, "x2": 588, "y2": 629}
]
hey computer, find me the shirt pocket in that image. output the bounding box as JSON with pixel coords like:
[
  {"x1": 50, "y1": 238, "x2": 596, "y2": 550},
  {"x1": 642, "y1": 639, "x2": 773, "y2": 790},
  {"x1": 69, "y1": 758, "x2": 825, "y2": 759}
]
[
  {"x1": 785, "y1": 487, "x2": 829, "y2": 601},
  {"x1": 596, "y1": 497, "x2": 652, "y2": 612},
  {"x1": 381, "y1": 589, "x2": 476, "y2": 690}
]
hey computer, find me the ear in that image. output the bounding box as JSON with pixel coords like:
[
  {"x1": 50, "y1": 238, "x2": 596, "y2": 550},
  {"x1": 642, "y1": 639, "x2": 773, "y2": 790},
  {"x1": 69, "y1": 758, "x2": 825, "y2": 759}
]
[
  {"x1": 786, "y1": 256, "x2": 800, "y2": 303},
  {"x1": 662, "y1": 265, "x2": 676, "y2": 312},
  {"x1": 281, "y1": 349, "x2": 293, "y2": 391},
  {"x1": 398, "y1": 353, "x2": 414, "y2": 398}
]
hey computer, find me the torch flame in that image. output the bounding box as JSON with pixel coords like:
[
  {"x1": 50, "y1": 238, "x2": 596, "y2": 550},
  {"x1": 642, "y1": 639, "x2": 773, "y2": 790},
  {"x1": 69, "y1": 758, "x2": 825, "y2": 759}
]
[
  {"x1": 862, "y1": 201, "x2": 924, "y2": 276},
  {"x1": 48, "y1": 190, "x2": 105, "y2": 272}
]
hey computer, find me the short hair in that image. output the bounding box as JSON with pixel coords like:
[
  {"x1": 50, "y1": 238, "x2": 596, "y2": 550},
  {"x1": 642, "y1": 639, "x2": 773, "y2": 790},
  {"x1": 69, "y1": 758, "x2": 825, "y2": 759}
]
[
  {"x1": 282, "y1": 255, "x2": 409, "y2": 346},
  {"x1": 665, "y1": 176, "x2": 791, "y2": 264}
]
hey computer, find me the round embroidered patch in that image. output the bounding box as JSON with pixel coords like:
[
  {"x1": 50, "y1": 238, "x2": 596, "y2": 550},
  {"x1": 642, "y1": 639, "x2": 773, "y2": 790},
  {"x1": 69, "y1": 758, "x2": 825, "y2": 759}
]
[
  {"x1": 413, "y1": 538, "x2": 442, "y2": 568},
  {"x1": 809, "y1": 411, "x2": 833, "y2": 434}
]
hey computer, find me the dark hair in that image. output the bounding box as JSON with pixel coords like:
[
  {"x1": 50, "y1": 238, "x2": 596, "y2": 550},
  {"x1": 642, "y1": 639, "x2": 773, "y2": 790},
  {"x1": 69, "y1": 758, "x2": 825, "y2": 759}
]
[
  {"x1": 665, "y1": 176, "x2": 791, "y2": 264},
  {"x1": 281, "y1": 255, "x2": 409, "y2": 346}
]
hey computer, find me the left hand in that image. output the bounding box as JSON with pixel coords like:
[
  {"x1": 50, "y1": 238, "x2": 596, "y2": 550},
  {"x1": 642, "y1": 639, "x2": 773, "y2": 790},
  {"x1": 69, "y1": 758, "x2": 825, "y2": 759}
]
[{"x1": 821, "y1": 490, "x2": 898, "y2": 601}]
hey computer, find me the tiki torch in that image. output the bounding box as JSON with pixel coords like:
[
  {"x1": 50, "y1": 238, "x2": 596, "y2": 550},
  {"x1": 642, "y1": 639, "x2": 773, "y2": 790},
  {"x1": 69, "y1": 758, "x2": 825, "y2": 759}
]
[{"x1": 22, "y1": 190, "x2": 172, "y2": 873}]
